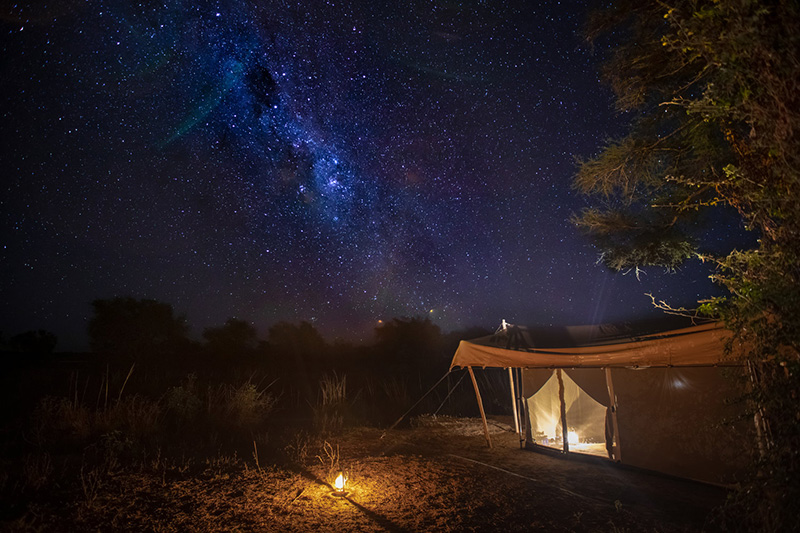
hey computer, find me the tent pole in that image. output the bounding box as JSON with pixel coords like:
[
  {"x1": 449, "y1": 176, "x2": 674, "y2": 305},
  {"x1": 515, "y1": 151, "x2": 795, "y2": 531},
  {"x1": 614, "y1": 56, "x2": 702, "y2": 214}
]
[
  {"x1": 468, "y1": 366, "x2": 493, "y2": 448},
  {"x1": 516, "y1": 368, "x2": 527, "y2": 448},
  {"x1": 556, "y1": 369, "x2": 569, "y2": 454},
  {"x1": 508, "y1": 367, "x2": 520, "y2": 438},
  {"x1": 604, "y1": 367, "x2": 622, "y2": 462}
]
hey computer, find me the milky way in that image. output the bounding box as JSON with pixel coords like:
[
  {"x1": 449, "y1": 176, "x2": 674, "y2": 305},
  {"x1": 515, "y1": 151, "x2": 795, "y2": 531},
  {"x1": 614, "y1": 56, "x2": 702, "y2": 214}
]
[{"x1": 1, "y1": 0, "x2": 724, "y2": 348}]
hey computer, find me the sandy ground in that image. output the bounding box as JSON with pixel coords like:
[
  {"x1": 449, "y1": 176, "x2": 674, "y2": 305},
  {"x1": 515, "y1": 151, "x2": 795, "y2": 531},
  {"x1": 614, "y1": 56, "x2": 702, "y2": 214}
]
[{"x1": 6, "y1": 417, "x2": 728, "y2": 532}]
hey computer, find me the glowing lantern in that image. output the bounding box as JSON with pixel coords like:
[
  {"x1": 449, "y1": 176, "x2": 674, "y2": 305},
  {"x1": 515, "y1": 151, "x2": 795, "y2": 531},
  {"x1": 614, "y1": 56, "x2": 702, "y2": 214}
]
[
  {"x1": 334, "y1": 472, "x2": 346, "y2": 493},
  {"x1": 567, "y1": 431, "x2": 579, "y2": 445}
]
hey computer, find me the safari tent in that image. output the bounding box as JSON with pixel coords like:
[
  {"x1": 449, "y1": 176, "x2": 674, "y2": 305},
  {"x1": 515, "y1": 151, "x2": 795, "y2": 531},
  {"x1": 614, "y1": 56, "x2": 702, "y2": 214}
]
[{"x1": 450, "y1": 320, "x2": 753, "y2": 485}]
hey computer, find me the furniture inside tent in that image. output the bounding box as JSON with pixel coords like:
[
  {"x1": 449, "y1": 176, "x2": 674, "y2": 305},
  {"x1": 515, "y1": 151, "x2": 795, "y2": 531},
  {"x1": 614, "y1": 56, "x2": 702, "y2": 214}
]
[{"x1": 450, "y1": 320, "x2": 753, "y2": 485}]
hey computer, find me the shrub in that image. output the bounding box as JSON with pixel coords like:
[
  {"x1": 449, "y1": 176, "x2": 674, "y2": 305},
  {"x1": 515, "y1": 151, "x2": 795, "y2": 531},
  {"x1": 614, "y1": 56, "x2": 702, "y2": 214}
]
[
  {"x1": 165, "y1": 373, "x2": 203, "y2": 424},
  {"x1": 102, "y1": 395, "x2": 162, "y2": 439},
  {"x1": 208, "y1": 381, "x2": 277, "y2": 430},
  {"x1": 29, "y1": 393, "x2": 161, "y2": 450},
  {"x1": 30, "y1": 396, "x2": 92, "y2": 447},
  {"x1": 22, "y1": 453, "x2": 53, "y2": 491}
]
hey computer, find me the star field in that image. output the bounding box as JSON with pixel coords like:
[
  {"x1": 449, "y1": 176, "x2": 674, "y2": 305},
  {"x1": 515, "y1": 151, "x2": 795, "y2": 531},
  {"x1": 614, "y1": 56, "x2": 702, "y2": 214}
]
[{"x1": 1, "y1": 0, "x2": 723, "y2": 349}]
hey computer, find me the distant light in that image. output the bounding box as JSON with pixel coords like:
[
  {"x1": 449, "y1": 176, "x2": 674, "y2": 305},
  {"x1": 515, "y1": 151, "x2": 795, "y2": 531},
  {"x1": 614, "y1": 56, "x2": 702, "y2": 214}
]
[{"x1": 429, "y1": 309, "x2": 434, "y2": 313}]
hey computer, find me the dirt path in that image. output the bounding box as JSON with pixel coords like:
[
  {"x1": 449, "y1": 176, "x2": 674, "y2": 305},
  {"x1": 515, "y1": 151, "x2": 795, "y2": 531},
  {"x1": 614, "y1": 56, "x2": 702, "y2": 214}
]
[{"x1": 5, "y1": 418, "x2": 728, "y2": 532}]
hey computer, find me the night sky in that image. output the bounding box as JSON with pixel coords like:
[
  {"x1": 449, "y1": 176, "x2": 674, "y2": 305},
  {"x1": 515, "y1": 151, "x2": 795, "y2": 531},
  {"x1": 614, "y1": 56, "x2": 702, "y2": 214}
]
[{"x1": 2, "y1": 0, "x2": 725, "y2": 350}]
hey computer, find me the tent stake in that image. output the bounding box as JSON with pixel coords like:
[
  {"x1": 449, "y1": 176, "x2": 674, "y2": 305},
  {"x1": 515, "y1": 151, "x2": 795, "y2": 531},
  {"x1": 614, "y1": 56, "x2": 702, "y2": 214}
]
[
  {"x1": 468, "y1": 366, "x2": 493, "y2": 448},
  {"x1": 508, "y1": 367, "x2": 521, "y2": 440}
]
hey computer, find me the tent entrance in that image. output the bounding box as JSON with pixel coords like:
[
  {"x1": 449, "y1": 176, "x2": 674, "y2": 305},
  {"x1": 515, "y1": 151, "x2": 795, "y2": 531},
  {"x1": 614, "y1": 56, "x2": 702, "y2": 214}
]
[{"x1": 526, "y1": 369, "x2": 610, "y2": 458}]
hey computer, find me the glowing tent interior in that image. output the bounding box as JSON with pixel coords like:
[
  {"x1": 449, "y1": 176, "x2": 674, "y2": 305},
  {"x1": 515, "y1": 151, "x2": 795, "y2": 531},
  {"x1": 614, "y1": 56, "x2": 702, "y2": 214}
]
[{"x1": 450, "y1": 320, "x2": 753, "y2": 485}]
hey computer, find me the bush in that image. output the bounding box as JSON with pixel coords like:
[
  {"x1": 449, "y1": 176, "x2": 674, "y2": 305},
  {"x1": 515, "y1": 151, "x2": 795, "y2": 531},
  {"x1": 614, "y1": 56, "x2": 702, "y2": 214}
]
[
  {"x1": 30, "y1": 396, "x2": 92, "y2": 447},
  {"x1": 165, "y1": 373, "x2": 203, "y2": 424},
  {"x1": 208, "y1": 381, "x2": 277, "y2": 430},
  {"x1": 29, "y1": 394, "x2": 161, "y2": 450}
]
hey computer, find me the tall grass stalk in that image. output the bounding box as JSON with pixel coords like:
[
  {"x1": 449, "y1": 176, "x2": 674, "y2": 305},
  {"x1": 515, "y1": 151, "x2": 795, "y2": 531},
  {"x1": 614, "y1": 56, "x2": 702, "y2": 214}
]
[
  {"x1": 313, "y1": 373, "x2": 349, "y2": 433},
  {"x1": 117, "y1": 363, "x2": 135, "y2": 403},
  {"x1": 318, "y1": 372, "x2": 347, "y2": 406}
]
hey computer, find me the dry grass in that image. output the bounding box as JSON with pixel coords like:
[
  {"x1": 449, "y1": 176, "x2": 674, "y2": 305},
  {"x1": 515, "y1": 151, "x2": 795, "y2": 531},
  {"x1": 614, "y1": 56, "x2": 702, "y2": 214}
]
[
  {"x1": 2, "y1": 365, "x2": 728, "y2": 532},
  {"x1": 312, "y1": 372, "x2": 349, "y2": 433},
  {"x1": 2, "y1": 420, "x2": 727, "y2": 532},
  {"x1": 207, "y1": 380, "x2": 277, "y2": 429}
]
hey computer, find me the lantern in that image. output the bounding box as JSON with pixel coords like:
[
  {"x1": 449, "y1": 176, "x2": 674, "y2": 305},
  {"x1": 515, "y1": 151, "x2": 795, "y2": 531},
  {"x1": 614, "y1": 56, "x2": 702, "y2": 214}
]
[{"x1": 331, "y1": 472, "x2": 348, "y2": 497}]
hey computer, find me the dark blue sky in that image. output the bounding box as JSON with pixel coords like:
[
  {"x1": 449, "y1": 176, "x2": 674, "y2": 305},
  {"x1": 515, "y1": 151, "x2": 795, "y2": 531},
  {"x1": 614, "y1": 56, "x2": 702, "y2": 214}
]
[{"x1": 1, "y1": 0, "x2": 726, "y2": 350}]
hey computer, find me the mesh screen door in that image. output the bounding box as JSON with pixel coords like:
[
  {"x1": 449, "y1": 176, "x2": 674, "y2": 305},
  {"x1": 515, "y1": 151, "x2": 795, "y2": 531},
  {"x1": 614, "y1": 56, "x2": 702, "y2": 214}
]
[{"x1": 527, "y1": 369, "x2": 608, "y2": 456}]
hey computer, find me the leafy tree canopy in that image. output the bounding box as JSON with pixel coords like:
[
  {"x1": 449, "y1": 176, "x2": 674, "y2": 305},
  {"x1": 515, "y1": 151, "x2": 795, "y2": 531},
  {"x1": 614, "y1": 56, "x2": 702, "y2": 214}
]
[
  {"x1": 374, "y1": 317, "x2": 442, "y2": 351},
  {"x1": 267, "y1": 321, "x2": 326, "y2": 356},
  {"x1": 8, "y1": 329, "x2": 57, "y2": 355},
  {"x1": 374, "y1": 317, "x2": 444, "y2": 374},
  {"x1": 87, "y1": 297, "x2": 189, "y2": 359},
  {"x1": 203, "y1": 318, "x2": 259, "y2": 355},
  {"x1": 575, "y1": 1, "x2": 799, "y2": 529}
]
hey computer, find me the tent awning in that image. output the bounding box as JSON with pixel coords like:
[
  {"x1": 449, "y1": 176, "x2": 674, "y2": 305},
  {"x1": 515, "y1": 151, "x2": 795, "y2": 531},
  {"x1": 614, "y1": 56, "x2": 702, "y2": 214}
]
[{"x1": 450, "y1": 321, "x2": 740, "y2": 369}]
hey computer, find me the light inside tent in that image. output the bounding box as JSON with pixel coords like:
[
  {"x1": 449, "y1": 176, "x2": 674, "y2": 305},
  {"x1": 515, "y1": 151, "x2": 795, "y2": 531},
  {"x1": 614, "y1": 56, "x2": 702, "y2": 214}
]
[
  {"x1": 568, "y1": 431, "x2": 579, "y2": 445},
  {"x1": 527, "y1": 370, "x2": 608, "y2": 457}
]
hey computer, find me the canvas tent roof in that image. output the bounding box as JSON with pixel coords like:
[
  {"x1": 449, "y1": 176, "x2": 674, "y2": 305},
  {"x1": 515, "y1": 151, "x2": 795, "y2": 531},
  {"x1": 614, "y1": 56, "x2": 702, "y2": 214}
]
[
  {"x1": 448, "y1": 318, "x2": 751, "y2": 484},
  {"x1": 450, "y1": 320, "x2": 739, "y2": 370}
]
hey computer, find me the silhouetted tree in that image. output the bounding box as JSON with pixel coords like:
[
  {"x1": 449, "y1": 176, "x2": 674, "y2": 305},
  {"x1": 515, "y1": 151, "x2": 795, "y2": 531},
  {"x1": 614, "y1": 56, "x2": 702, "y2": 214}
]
[
  {"x1": 374, "y1": 317, "x2": 444, "y2": 377},
  {"x1": 8, "y1": 330, "x2": 57, "y2": 355},
  {"x1": 267, "y1": 321, "x2": 326, "y2": 357},
  {"x1": 87, "y1": 297, "x2": 189, "y2": 361},
  {"x1": 267, "y1": 321, "x2": 326, "y2": 396},
  {"x1": 202, "y1": 318, "x2": 259, "y2": 357},
  {"x1": 575, "y1": 1, "x2": 800, "y2": 529}
]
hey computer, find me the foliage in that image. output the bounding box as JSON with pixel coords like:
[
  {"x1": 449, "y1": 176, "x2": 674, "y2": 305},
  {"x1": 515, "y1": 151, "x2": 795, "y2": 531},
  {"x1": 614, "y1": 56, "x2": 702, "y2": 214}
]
[
  {"x1": 29, "y1": 393, "x2": 161, "y2": 449},
  {"x1": 207, "y1": 381, "x2": 277, "y2": 429},
  {"x1": 267, "y1": 321, "x2": 326, "y2": 356},
  {"x1": 202, "y1": 318, "x2": 259, "y2": 357},
  {"x1": 267, "y1": 320, "x2": 327, "y2": 373},
  {"x1": 8, "y1": 330, "x2": 58, "y2": 355},
  {"x1": 374, "y1": 316, "x2": 444, "y2": 376},
  {"x1": 575, "y1": 1, "x2": 800, "y2": 530},
  {"x1": 165, "y1": 373, "x2": 203, "y2": 424},
  {"x1": 266, "y1": 321, "x2": 328, "y2": 398},
  {"x1": 87, "y1": 297, "x2": 190, "y2": 361}
]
